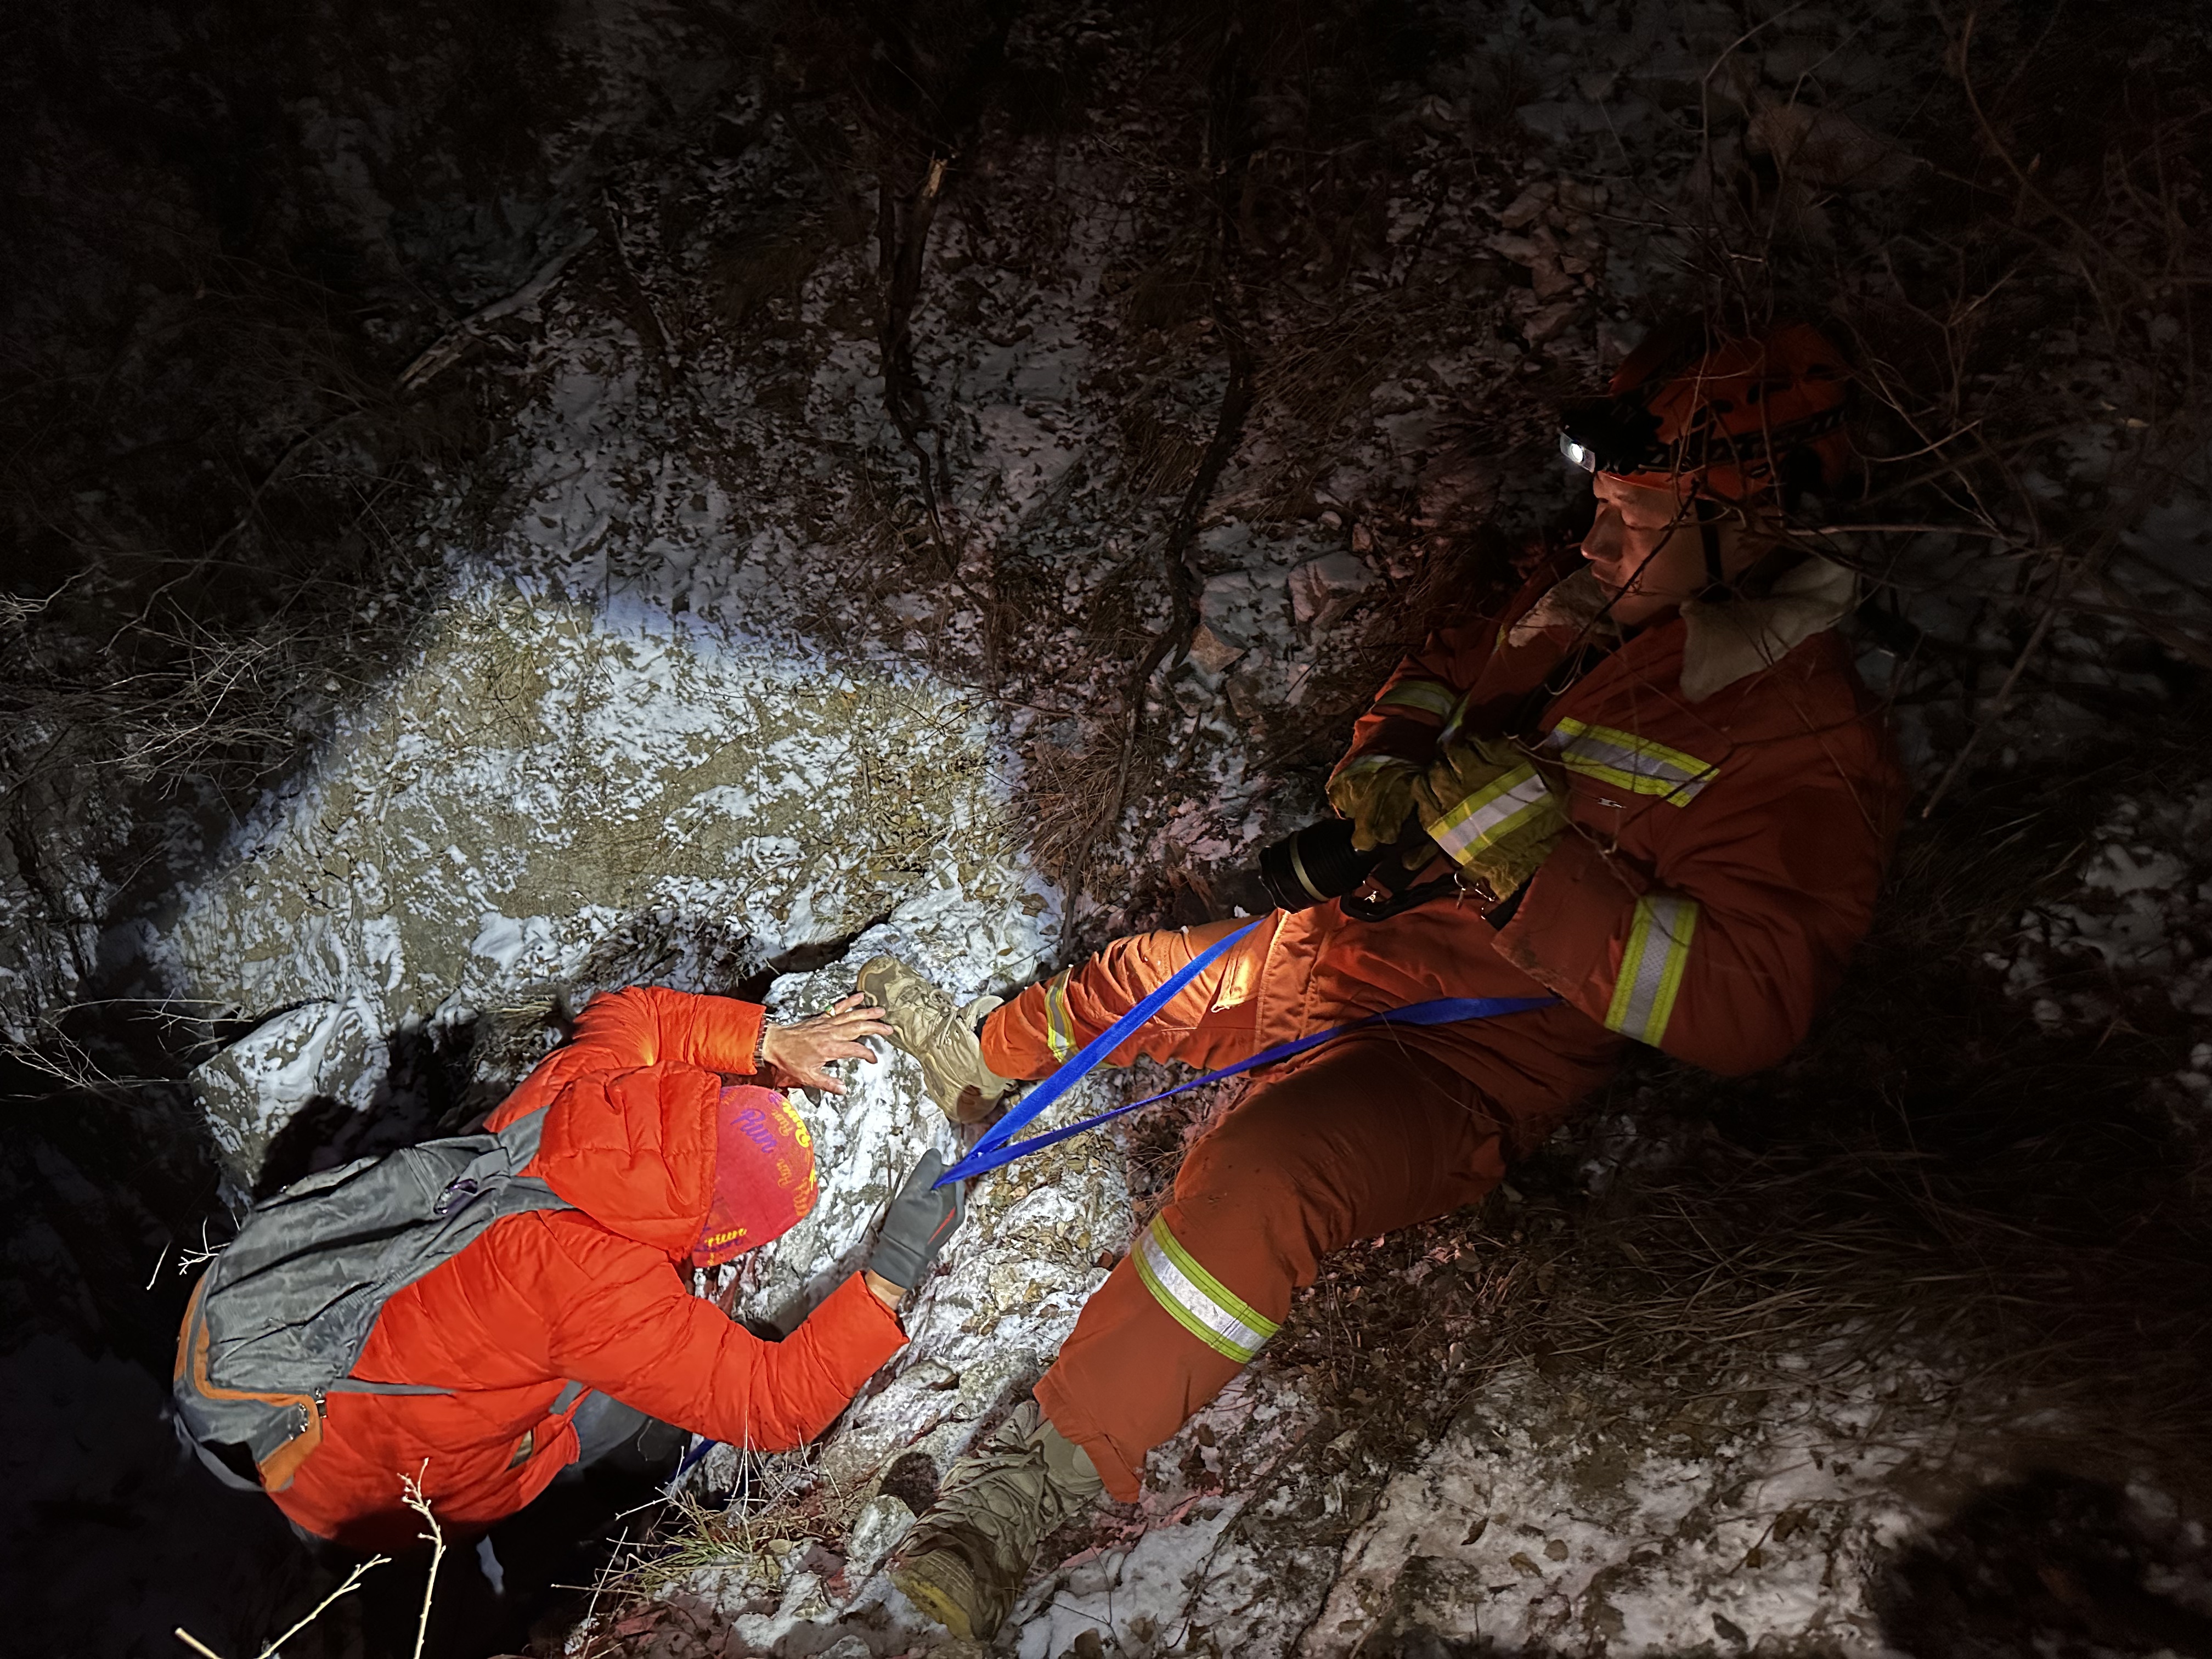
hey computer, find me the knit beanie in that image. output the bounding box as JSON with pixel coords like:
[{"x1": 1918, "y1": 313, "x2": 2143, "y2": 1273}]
[{"x1": 691, "y1": 1085, "x2": 819, "y2": 1267}]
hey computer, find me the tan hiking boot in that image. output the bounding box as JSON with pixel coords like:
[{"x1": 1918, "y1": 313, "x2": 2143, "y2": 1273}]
[
  {"x1": 888, "y1": 1401, "x2": 1105, "y2": 1639},
  {"x1": 855, "y1": 955, "x2": 1014, "y2": 1124}
]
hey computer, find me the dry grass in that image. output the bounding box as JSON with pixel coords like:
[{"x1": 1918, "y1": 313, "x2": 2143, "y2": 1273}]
[
  {"x1": 558, "y1": 1449, "x2": 872, "y2": 1659},
  {"x1": 1115, "y1": 399, "x2": 1212, "y2": 503}
]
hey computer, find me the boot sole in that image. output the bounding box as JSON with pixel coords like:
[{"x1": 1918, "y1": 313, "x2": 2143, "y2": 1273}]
[{"x1": 889, "y1": 1556, "x2": 981, "y2": 1640}]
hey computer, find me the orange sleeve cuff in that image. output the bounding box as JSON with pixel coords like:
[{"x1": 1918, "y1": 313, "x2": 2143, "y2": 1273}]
[
  {"x1": 1331, "y1": 715, "x2": 1444, "y2": 783},
  {"x1": 694, "y1": 996, "x2": 768, "y2": 1076},
  {"x1": 762, "y1": 1272, "x2": 908, "y2": 1440}
]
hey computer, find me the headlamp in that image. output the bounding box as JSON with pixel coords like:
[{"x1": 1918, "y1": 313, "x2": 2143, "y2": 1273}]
[{"x1": 1556, "y1": 397, "x2": 1664, "y2": 478}]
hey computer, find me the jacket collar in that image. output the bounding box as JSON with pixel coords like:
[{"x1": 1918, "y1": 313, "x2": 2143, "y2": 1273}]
[{"x1": 1508, "y1": 557, "x2": 1857, "y2": 702}]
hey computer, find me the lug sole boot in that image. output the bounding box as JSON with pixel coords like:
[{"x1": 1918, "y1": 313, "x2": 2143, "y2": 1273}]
[
  {"x1": 889, "y1": 1401, "x2": 1105, "y2": 1640},
  {"x1": 855, "y1": 955, "x2": 1015, "y2": 1124}
]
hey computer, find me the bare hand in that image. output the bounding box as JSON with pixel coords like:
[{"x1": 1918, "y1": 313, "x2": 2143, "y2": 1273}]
[{"x1": 759, "y1": 994, "x2": 894, "y2": 1094}]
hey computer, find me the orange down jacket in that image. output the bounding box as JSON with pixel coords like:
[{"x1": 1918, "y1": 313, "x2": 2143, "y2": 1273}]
[{"x1": 269, "y1": 987, "x2": 905, "y2": 1550}]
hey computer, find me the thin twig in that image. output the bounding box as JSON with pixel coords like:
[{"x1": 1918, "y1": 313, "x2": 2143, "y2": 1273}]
[
  {"x1": 399, "y1": 226, "x2": 598, "y2": 392},
  {"x1": 401, "y1": 1466, "x2": 445, "y2": 1659},
  {"x1": 253, "y1": 1555, "x2": 390, "y2": 1659}
]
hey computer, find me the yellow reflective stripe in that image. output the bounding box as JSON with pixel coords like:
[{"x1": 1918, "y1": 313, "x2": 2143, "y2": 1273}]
[
  {"x1": 1545, "y1": 718, "x2": 1718, "y2": 804},
  {"x1": 1553, "y1": 718, "x2": 1713, "y2": 785},
  {"x1": 1436, "y1": 688, "x2": 1476, "y2": 748},
  {"x1": 1605, "y1": 893, "x2": 1700, "y2": 1045},
  {"x1": 1423, "y1": 764, "x2": 1553, "y2": 865},
  {"x1": 1133, "y1": 1214, "x2": 1279, "y2": 1363},
  {"x1": 1043, "y1": 971, "x2": 1076, "y2": 1063},
  {"x1": 1374, "y1": 678, "x2": 1455, "y2": 721}
]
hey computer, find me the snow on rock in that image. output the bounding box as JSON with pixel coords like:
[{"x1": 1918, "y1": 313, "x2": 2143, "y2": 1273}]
[
  {"x1": 1286, "y1": 553, "x2": 1379, "y2": 630},
  {"x1": 188, "y1": 998, "x2": 389, "y2": 1187},
  {"x1": 1003, "y1": 1369, "x2": 1323, "y2": 1659},
  {"x1": 155, "y1": 571, "x2": 1047, "y2": 1192},
  {"x1": 1302, "y1": 1359, "x2": 1944, "y2": 1657}
]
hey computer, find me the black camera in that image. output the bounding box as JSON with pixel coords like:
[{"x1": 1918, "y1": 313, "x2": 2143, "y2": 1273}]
[
  {"x1": 1256, "y1": 817, "x2": 1476, "y2": 921},
  {"x1": 1256, "y1": 819, "x2": 1383, "y2": 912}
]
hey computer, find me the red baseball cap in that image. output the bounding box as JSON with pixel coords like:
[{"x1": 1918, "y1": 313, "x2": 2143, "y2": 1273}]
[{"x1": 691, "y1": 1085, "x2": 819, "y2": 1267}]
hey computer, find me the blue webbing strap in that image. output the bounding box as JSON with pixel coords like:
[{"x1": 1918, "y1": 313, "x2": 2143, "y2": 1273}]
[
  {"x1": 934, "y1": 918, "x2": 1266, "y2": 1187},
  {"x1": 935, "y1": 915, "x2": 1558, "y2": 1185},
  {"x1": 667, "y1": 1434, "x2": 719, "y2": 1493}
]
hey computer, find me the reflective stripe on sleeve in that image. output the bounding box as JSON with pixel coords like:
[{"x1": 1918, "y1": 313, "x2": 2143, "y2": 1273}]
[
  {"x1": 1424, "y1": 763, "x2": 1553, "y2": 866},
  {"x1": 1043, "y1": 970, "x2": 1077, "y2": 1063},
  {"x1": 1374, "y1": 678, "x2": 1455, "y2": 721},
  {"x1": 1133, "y1": 1214, "x2": 1280, "y2": 1363},
  {"x1": 1436, "y1": 688, "x2": 1476, "y2": 748},
  {"x1": 1605, "y1": 893, "x2": 1700, "y2": 1045},
  {"x1": 1544, "y1": 718, "x2": 1718, "y2": 804}
]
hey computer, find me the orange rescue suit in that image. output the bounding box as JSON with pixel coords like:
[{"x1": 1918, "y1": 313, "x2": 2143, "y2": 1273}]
[{"x1": 990, "y1": 558, "x2": 1903, "y2": 1497}]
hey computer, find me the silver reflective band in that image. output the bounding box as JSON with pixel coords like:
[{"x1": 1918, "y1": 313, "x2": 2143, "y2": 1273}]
[
  {"x1": 1134, "y1": 1214, "x2": 1279, "y2": 1363},
  {"x1": 1560, "y1": 432, "x2": 1600, "y2": 472},
  {"x1": 1286, "y1": 834, "x2": 1331, "y2": 903}
]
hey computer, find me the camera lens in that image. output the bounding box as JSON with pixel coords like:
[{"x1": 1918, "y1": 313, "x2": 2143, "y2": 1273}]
[{"x1": 1256, "y1": 819, "x2": 1381, "y2": 912}]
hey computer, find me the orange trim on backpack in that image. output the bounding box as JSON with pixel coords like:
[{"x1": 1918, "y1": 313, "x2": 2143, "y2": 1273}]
[{"x1": 176, "y1": 1273, "x2": 326, "y2": 1492}]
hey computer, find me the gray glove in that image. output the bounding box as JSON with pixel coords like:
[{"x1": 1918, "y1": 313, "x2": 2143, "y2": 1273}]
[{"x1": 867, "y1": 1150, "x2": 966, "y2": 1292}]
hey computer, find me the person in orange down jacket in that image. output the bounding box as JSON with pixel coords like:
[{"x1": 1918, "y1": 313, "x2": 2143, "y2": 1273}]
[
  {"x1": 267, "y1": 985, "x2": 960, "y2": 1551},
  {"x1": 860, "y1": 321, "x2": 1906, "y2": 1639}
]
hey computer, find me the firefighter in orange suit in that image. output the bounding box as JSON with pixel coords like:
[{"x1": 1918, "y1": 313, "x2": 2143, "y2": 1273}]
[{"x1": 866, "y1": 322, "x2": 1905, "y2": 1639}]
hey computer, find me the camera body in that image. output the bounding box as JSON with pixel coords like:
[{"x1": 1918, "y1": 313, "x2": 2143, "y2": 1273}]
[
  {"x1": 1255, "y1": 818, "x2": 1382, "y2": 912},
  {"x1": 1256, "y1": 817, "x2": 1479, "y2": 923}
]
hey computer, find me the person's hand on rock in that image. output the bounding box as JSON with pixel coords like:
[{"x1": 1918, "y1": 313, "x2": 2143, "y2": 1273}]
[{"x1": 759, "y1": 994, "x2": 894, "y2": 1094}]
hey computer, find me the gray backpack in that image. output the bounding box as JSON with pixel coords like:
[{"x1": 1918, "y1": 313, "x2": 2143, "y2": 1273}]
[{"x1": 172, "y1": 1109, "x2": 572, "y2": 1492}]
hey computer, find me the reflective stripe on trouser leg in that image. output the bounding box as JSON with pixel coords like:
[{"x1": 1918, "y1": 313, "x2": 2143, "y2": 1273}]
[
  {"x1": 1037, "y1": 1041, "x2": 1513, "y2": 1501},
  {"x1": 1042, "y1": 969, "x2": 1077, "y2": 1062},
  {"x1": 1605, "y1": 893, "x2": 1700, "y2": 1045},
  {"x1": 1132, "y1": 1214, "x2": 1280, "y2": 1363}
]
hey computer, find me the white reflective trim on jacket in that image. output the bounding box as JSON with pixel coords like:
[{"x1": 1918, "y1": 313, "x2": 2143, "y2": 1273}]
[
  {"x1": 1544, "y1": 718, "x2": 1718, "y2": 804},
  {"x1": 1424, "y1": 764, "x2": 1554, "y2": 866}
]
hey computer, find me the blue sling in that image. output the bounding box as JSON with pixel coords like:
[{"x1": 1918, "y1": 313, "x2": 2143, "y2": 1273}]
[{"x1": 936, "y1": 918, "x2": 1554, "y2": 1186}]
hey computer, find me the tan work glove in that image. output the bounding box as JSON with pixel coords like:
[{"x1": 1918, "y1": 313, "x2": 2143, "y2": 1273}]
[
  {"x1": 1413, "y1": 735, "x2": 1568, "y2": 899},
  {"x1": 1327, "y1": 755, "x2": 1424, "y2": 851}
]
